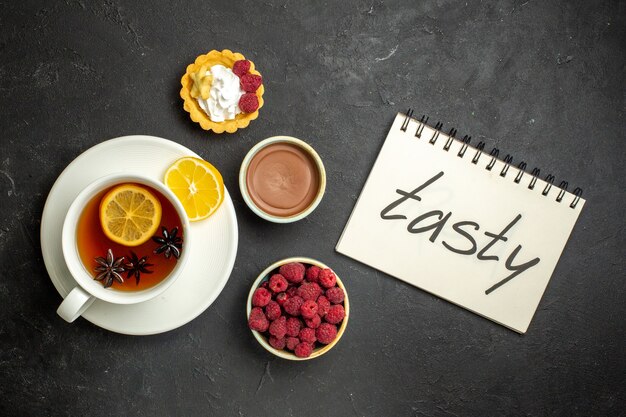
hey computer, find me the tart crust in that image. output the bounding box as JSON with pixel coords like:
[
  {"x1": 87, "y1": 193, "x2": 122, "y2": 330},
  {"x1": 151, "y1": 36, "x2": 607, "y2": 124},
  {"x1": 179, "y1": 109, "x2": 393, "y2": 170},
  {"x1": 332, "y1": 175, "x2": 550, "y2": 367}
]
[{"x1": 180, "y1": 49, "x2": 264, "y2": 134}]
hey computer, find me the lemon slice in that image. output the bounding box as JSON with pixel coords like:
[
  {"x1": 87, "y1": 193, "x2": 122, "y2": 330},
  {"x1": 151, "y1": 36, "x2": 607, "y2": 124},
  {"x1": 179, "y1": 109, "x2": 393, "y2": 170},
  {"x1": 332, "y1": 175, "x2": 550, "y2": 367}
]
[
  {"x1": 164, "y1": 157, "x2": 224, "y2": 222},
  {"x1": 99, "y1": 184, "x2": 162, "y2": 247}
]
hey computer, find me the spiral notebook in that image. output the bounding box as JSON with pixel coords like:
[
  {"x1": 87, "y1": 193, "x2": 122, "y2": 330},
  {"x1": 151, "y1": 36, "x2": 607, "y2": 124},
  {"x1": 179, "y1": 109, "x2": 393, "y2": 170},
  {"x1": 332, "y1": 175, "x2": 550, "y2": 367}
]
[{"x1": 337, "y1": 111, "x2": 585, "y2": 333}]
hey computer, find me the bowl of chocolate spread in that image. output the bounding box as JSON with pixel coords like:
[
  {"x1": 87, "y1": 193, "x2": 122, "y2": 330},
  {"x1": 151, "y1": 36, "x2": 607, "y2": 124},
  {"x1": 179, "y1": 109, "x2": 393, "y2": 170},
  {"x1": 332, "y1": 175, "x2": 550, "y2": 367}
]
[{"x1": 239, "y1": 136, "x2": 326, "y2": 223}]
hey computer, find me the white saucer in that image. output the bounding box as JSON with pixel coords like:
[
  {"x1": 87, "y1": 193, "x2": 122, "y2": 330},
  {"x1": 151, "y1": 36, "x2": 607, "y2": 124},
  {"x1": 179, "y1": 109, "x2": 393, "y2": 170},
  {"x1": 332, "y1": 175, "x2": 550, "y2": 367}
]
[{"x1": 41, "y1": 136, "x2": 238, "y2": 335}]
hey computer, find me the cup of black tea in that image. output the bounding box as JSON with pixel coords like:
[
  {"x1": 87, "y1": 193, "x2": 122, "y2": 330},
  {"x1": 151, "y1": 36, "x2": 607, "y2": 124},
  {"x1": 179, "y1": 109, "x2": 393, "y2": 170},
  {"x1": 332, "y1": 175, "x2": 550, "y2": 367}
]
[{"x1": 57, "y1": 173, "x2": 191, "y2": 323}]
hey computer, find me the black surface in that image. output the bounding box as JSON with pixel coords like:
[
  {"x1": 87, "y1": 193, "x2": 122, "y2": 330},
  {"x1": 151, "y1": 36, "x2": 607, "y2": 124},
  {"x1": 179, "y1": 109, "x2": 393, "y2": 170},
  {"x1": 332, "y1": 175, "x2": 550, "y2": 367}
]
[{"x1": 1, "y1": 1, "x2": 624, "y2": 416}]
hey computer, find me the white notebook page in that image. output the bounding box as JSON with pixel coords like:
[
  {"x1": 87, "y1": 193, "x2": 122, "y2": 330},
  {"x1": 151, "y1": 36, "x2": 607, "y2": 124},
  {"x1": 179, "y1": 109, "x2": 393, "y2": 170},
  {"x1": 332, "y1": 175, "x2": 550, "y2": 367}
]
[{"x1": 337, "y1": 113, "x2": 585, "y2": 333}]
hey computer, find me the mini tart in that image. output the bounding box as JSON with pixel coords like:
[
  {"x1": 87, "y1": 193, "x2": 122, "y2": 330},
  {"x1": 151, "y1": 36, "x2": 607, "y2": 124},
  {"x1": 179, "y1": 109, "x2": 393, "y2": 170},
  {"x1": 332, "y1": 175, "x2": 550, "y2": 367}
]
[{"x1": 180, "y1": 49, "x2": 265, "y2": 134}]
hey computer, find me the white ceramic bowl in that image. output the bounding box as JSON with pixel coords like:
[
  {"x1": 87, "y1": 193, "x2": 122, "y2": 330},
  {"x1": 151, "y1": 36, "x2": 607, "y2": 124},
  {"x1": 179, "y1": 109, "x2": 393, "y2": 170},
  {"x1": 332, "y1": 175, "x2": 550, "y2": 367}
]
[
  {"x1": 246, "y1": 257, "x2": 349, "y2": 361},
  {"x1": 239, "y1": 136, "x2": 326, "y2": 223}
]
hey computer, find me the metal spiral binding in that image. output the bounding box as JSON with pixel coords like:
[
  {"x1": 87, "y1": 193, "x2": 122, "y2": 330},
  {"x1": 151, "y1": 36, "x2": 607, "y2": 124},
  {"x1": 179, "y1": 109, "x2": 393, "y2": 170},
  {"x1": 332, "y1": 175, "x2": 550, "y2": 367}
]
[
  {"x1": 415, "y1": 115, "x2": 428, "y2": 138},
  {"x1": 514, "y1": 162, "x2": 528, "y2": 183},
  {"x1": 542, "y1": 174, "x2": 555, "y2": 195},
  {"x1": 570, "y1": 187, "x2": 583, "y2": 208},
  {"x1": 402, "y1": 109, "x2": 583, "y2": 209},
  {"x1": 500, "y1": 155, "x2": 514, "y2": 177},
  {"x1": 457, "y1": 135, "x2": 471, "y2": 157},
  {"x1": 401, "y1": 109, "x2": 414, "y2": 131},
  {"x1": 528, "y1": 168, "x2": 540, "y2": 190},
  {"x1": 472, "y1": 142, "x2": 486, "y2": 164},
  {"x1": 429, "y1": 122, "x2": 443, "y2": 144},
  {"x1": 486, "y1": 148, "x2": 499, "y2": 170},
  {"x1": 556, "y1": 181, "x2": 568, "y2": 202},
  {"x1": 444, "y1": 128, "x2": 457, "y2": 151}
]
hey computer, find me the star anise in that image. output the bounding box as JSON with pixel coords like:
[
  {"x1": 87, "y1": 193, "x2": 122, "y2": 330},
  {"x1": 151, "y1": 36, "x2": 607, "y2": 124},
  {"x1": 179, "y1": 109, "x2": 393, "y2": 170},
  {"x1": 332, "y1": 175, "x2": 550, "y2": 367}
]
[
  {"x1": 152, "y1": 226, "x2": 183, "y2": 259},
  {"x1": 124, "y1": 251, "x2": 153, "y2": 285},
  {"x1": 94, "y1": 249, "x2": 125, "y2": 288}
]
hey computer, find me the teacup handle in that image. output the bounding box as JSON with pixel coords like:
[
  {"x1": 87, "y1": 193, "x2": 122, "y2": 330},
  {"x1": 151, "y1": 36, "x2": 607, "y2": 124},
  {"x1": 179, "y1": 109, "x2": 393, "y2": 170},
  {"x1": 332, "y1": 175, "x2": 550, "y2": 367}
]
[{"x1": 57, "y1": 287, "x2": 95, "y2": 323}]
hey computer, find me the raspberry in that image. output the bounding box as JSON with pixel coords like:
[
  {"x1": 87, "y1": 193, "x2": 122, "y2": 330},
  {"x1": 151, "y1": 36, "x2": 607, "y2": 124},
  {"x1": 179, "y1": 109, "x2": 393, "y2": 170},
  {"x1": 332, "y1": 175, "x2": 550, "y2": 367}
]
[
  {"x1": 283, "y1": 296, "x2": 304, "y2": 316},
  {"x1": 250, "y1": 306, "x2": 265, "y2": 319},
  {"x1": 269, "y1": 274, "x2": 288, "y2": 293},
  {"x1": 279, "y1": 262, "x2": 305, "y2": 284},
  {"x1": 269, "y1": 316, "x2": 287, "y2": 339},
  {"x1": 238, "y1": 93, "x2": 259, "y2": 113},
  {"x1": 325, "y1": 305, "x2": 345, "y2": 324},
  {"x1": 232, "y1": 59, "x2": 251, "y2": 77},
  {"x1": 239, "y1": 73, "x2": 263, "y2": 92},
  {"x1": 248, "y1": 317, "x2": 268, "y2": 332},
  {"x1": 316, "y1": 323, "x2": 337, "y2": 345},
  {"x1": 325, "y1": 286, "x2": 344, "y2": 304},
  {"x1": 269, "y1": 336, "x2": 286, "y2": 350},
  {"x1": 265, "y1": 301, "x2": 281, "y2": 321},
  {"x1": 318, "y1": 268, "x2": 337, "y2": 288},
  {"x1": 286, "y1": 317, "x2": 302, "y2": 337},
  {"x1": 260, "y1": 280, "x2": 269, "y2": 289},
  {"x1": 286, "y1": 286, "x2": 298, "y2": 297},
  {"x1": 276, "y1": 292, "x2": 289, "y2": 306},
  {"x1": 248, "y1": 307, "x2": 269, "y2": 332},
  {"x1": 305, "y1": 265, "x2": 321, "y2": 283},
  {"x1": 294, "y1": 342, "x2": 313, "y2": 358},
  {"x1": 252, "y1": 287, "x2": 271, "y2": 307},
  {"x1": 297, "y1": 282, "x2": 322, "y2": 301},
  {"x1": 299, "y1": 327, "x2": 316, "y2": 344},
  {"x1": 317, "y1": 295, "x2": 330, "y2": 317},
  {"x1": 286, "y1": 337, "x2": 299, "y2": 351},
  {"x1": 300, "y1": 300, "x2": 318, "y2": 319},
  {"x1": 304, "y1": 314, "x2": 321, "y2": 329}
]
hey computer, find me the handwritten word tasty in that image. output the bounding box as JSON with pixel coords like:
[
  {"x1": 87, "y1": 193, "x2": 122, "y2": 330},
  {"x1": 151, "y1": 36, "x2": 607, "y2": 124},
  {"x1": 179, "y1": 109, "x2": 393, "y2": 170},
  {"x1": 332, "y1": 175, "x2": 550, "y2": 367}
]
[{"x1": 380, "y1": 172, "x2": 540, "y2": 294}]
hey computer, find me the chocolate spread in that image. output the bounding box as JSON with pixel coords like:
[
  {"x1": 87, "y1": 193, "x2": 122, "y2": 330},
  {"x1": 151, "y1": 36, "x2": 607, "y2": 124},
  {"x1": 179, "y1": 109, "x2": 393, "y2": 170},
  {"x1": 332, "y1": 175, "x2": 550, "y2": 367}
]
[{"x1": 246, "y1": 142, "x2": 320, "y2": 217}]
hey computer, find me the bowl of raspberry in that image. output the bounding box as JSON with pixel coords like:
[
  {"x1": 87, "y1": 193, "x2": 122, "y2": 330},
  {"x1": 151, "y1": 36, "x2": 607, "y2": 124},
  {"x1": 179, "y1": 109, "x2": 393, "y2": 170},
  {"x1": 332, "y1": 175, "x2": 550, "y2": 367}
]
[{"x1": 246, "y1": 257, "x2": 349, "y2": 360}]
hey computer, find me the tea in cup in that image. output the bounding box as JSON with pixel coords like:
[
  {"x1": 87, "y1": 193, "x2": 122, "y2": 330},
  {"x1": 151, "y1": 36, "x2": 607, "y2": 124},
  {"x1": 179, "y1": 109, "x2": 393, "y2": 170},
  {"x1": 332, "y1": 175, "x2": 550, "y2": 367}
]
[{"x1": 57, "y1": 173, "x2": 190, "y2": 322}]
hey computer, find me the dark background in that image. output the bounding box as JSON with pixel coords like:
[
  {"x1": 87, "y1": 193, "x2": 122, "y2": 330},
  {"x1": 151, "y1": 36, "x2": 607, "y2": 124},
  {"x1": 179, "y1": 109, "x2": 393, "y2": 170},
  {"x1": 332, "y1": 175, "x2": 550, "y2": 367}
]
[{"x1": 1, "y1": 0, "x2": 624, "y2": 416}]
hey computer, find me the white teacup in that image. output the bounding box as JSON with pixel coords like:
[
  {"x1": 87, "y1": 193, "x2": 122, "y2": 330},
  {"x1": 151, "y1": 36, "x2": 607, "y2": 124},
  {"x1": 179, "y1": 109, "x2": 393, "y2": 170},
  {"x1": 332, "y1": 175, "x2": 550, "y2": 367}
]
[{"x1": 57, "y1": 173, "x2": 191, "y2": 323}]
